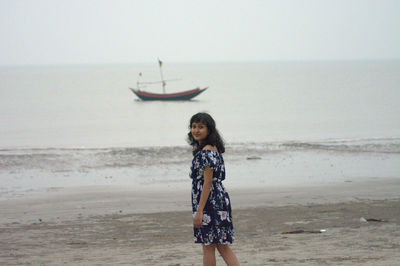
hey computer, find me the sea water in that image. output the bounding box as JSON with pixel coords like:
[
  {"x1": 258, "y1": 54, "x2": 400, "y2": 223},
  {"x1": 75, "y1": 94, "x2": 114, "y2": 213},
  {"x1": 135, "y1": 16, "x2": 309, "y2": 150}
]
[{"x1": 1, "y1": 61, "x2": 399, "y2": 198}]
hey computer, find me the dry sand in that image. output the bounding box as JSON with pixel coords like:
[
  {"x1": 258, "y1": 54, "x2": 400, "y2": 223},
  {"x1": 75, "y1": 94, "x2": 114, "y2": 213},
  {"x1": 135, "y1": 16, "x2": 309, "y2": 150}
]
[{"x1": 0, "y1": 178, "x2": 399, "y2": 265}]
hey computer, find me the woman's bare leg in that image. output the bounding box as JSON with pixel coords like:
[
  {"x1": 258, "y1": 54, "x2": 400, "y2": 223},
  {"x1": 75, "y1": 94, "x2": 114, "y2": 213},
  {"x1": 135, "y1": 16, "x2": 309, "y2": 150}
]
[
  {"x1": 202, "y1": 244, "x2": 216, "y2": 266},
  {"x1": 216, "y1": 244, "x2": 239, "y2": 266}
]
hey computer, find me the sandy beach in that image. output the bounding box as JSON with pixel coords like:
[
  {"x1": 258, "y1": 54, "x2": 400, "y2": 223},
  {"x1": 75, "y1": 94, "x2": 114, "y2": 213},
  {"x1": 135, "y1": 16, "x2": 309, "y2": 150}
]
[{"x1": 0, "y1": 178, "x2": 399, "y2": 265}]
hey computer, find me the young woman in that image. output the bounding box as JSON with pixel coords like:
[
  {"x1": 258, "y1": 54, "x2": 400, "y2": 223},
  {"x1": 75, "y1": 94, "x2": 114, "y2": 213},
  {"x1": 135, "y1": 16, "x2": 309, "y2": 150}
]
[{"x1": 188, "y1": 112, "x2": 239, "y2": 266}]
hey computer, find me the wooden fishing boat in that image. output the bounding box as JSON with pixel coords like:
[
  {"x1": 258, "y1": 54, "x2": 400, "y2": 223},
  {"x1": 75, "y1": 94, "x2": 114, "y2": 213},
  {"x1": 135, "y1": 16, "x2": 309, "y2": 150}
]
[
  {"x1": 129, "y1": 59, "x2": 208, "y2": 101},
  {"x1": 130, "y1": 87, "x2": 208, "y2": 101}
]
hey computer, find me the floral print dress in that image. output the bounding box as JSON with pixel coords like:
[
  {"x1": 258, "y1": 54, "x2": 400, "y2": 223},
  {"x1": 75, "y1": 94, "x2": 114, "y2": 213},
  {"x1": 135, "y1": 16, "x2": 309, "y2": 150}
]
[{"x1": 190, "y1": 150, "x2": 234, "y2": 245}]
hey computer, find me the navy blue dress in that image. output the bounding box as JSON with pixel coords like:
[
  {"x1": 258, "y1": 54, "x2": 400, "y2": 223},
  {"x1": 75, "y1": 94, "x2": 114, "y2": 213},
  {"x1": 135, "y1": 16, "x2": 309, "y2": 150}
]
[{"x1": 189, "y1": 150, "x2": 235, "y2": 245}]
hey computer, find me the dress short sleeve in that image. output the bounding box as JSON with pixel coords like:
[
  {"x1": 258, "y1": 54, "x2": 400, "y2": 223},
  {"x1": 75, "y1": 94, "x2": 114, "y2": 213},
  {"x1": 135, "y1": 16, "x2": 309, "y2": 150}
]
[{"x1": 199, "y1": 150, "x2": 218, "y2": 171}]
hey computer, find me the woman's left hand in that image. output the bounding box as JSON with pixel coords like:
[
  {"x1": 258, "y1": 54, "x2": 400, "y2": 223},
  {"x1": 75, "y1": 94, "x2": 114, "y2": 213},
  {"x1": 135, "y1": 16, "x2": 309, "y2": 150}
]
[{"x1": 193, "y1": 211, "x2": 203, "y2": 228}]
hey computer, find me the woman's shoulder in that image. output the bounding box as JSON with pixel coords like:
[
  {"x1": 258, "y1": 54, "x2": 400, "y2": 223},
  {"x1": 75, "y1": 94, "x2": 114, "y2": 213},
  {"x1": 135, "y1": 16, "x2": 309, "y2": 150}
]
[{"x1": 202, "y1": 145, "x2": 219, "y2": 152}]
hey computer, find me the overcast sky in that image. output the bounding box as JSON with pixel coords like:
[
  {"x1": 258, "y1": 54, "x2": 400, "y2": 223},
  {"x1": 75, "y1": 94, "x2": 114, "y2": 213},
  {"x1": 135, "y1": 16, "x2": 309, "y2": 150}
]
[{"x1": 0, "y1": 0, "x2": 399, "y2": 66}]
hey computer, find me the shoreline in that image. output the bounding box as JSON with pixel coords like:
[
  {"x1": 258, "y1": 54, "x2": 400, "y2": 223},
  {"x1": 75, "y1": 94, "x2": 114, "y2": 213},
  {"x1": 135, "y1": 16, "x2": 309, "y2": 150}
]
[
  {"x1": 1, "y1": 177, "x2": 399, "y2": 226},
  {"x1": 0, "y1": 178, "x2": 399, "y2": 265}
]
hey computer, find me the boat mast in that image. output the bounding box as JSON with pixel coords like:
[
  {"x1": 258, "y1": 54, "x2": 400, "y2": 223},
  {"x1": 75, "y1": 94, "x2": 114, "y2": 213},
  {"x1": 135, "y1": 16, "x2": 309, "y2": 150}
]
[
  {"x1": 158, "y1": 58, "x2": 166, "y2": 93},
  {"x1": 137, "y1": 72, "x2": 142, "y2": 90}
]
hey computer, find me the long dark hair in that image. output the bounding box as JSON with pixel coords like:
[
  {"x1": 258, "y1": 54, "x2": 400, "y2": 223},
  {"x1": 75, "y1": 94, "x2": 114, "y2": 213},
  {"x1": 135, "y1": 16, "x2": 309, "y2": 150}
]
[{"x1": 187, "y1": 112, "x2": 225, "y2": 155}]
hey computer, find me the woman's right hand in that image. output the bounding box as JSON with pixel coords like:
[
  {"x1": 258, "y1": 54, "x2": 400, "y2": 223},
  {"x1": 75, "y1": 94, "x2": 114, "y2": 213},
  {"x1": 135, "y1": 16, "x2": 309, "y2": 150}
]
[{"x1": 193, "y1": 211, "x2": 203, "y2": 228}]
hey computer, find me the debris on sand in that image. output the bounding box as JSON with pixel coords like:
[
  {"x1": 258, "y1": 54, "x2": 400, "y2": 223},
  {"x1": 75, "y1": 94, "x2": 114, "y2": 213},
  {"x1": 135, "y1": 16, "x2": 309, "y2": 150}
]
[
  {"x1": 246, "y1": 156, "x2": 262, "y2": 160},
  {"x1": 281, "y1": 229, "x2": 326, "y2": 234},
  {"x1": 360, "y1": 217, "x2": 387, "y2": 223}
]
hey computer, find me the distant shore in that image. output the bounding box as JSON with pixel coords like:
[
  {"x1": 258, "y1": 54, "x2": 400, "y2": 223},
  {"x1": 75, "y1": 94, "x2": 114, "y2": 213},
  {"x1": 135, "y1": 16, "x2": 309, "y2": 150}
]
[{"x1": 0, "y1": 178, "x2": 399, "y2": 265}]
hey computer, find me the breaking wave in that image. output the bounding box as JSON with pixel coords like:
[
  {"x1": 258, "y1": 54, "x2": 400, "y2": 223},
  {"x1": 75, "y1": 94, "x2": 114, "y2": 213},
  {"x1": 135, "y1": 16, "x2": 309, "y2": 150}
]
[{"x1": 1, "y1": 137, "x2": 399, "y2": 172}]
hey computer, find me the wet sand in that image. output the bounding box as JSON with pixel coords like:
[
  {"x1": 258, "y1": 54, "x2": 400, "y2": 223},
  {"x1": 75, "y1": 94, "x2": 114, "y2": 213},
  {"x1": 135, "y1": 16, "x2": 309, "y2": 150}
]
[{"x1": 0, "y1": 178, "x2": 399, "y2": 265}]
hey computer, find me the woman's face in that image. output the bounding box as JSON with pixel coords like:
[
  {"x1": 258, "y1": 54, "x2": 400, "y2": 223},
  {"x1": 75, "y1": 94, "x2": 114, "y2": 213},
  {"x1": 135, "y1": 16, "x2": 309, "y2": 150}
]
[{"x1": 191, "y1": 122, "x2": 209, "y2": 143}]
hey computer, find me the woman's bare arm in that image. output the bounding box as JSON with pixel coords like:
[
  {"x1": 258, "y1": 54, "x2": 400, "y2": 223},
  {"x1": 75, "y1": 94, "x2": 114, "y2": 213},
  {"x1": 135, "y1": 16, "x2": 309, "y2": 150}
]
[{"x1": 193, "y1": 166, "x2": 213, "y2": 228}]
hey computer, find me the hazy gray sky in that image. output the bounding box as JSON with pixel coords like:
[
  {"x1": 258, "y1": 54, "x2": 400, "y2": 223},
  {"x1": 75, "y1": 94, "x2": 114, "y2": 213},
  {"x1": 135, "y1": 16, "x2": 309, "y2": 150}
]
[{"x1": 0, "y1": 0, "x2": 399, "y2": 65}]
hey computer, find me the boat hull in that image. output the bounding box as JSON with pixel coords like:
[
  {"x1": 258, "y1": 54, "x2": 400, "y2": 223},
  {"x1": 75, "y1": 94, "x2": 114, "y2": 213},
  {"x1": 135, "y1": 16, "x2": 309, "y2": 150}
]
[{"x1": 130, "y1": 87, "x2": 208, "y2": 101}]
